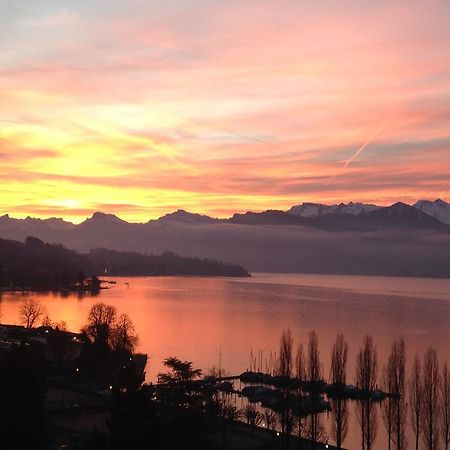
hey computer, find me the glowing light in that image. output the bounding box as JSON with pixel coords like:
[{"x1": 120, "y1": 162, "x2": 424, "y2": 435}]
[{"x1": 0, "y1": 1, "x2": 448, "y2": 219}]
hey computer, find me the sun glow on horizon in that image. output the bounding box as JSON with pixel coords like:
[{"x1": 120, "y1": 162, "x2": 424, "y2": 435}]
[{"x1": 1, "y1": 0, "x2": 449, "y2": 222}]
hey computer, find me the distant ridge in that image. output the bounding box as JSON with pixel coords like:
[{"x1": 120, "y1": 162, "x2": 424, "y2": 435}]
[
  {"x1": 79, "y1": 212, "x2": 130, "y2": 228},
  {"x1": 228, "y1": 210, "x2": 309, "y2": 226},
  {"x1": 157, "y1": 209, "x2": 219, "y2": 224},
  {"x1": 0, "y1": 199, "x2": 449, "y2": 278},
  {"x1": 1, "y1": 198, "x2": 448, "y2": 227},
  {"x1": 364, "y1": 202, "x2": 449, "y2": 230},
  {"x1": 0, "y1": 236, "x2": 249, "y2": 290}
]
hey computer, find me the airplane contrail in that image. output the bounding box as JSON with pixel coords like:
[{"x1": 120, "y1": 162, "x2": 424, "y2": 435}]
[
  {"x1": 343, "y1": 122, "x2": 387, "y2": 169},
  {"x1": 326, "y1": 120, "x2": 390, "y2": 184}
]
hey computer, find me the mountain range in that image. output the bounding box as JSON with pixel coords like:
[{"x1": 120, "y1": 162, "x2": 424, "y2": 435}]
[{"x1": 0, "y1": 199, "x2": 449, "y2": 278}]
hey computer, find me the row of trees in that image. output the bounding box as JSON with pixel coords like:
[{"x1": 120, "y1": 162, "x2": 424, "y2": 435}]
[
  {"x1": 17, "y1": 300, "x2": 138, "y2": 358},
  {"x1": 275, "y1": 330, "x2": 450, "y2": 450},
  {"x1": 16, "y1": 300, "x2": 141, "y2": 389}
]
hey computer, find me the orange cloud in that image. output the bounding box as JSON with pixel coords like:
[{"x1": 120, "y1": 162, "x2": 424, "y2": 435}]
[{"x1": 0, "y1": 0, "x2": 449, "y2": 222}]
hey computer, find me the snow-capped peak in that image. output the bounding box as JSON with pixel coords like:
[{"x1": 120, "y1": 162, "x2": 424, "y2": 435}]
[
  {"x1": 288, "y1": 202, "x2": 381, "y2": 218},
  {"x1": 413, "y1": 199, "x2": 450, "y2": 225}
]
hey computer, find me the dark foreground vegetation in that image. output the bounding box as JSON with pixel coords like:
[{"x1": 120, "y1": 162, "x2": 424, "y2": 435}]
[
  {"x1": 238, "y1": 330, "x2": 450, "y2": 450},
  {"x1": 0, "y1": 301, "x2": 287, "y2": 450},
  {"x1": 0, "y1": 236, "x2": 249, "y2": 291},
  {"x1": 1, "y1": 300, "x2": 449, "y2": 450}
]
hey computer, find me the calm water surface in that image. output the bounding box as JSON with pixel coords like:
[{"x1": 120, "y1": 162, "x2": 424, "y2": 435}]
[{"x1": 2, "y1": 273, "x2": 450, "y2": 449}]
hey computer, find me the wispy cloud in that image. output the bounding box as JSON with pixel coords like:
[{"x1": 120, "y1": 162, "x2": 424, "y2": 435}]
[{"x1": 0, "y1": 0, "x2": 449, "y2": 221}]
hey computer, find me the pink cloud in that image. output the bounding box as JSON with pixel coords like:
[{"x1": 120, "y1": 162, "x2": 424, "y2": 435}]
[{"x1": 0, "y1": 0, "x2": 449, "y2": 220}]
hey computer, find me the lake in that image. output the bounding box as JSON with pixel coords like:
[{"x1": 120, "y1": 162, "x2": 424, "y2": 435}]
[{"x1": 2, "y1": 272, "x2": 450, "y2": 449}]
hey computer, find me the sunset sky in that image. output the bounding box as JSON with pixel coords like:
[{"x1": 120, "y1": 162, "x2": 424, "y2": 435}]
[{"x1": 1, "y1": 0, "x2": 449, "y2": 222}]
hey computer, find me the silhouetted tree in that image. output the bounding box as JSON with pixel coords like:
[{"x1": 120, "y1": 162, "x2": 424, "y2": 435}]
[
  {"x1": 409, "y1": 354, "x2": 423, "y2": 450},
  {"x1": 157, "y1": 357, "x2": 203, "y2": 413},
  {"x1": 205, "y1": 365, "x2": 230, "y2": 379},
  {"x1": 308, "y1": 331, "x2": 321, "y2": 382},
  {"x1": 241, "y1": 404, "x2": 263, "y2": 434},
  {"x1": 41, "y1": 314, "x2": 52, "y2": 327},
  {"x1": 295, "y1": 343, "x2": 306, "y2": 379},
  {"x1": 422, "y1": 347, "x2": 440, "y2": 450},
  {"x1": 392, "y1": 339, "x2": 407, "y2": 450},
  {"x1": 330, "y1": 334, "x2": 348, "y2": 385},
  {"x1": 111, "y1": 313, "x2": 138, "y2": 355},
  {"x1": 383, "y1": 366, "x2": 395, "y2": 450},
  {"x1": 79, "y1": 303, "x2": 139, "y2": 389},
  {"x1": 278, "y1": 328, "x2": 294, "y2": 378},
  {"x1": 19, "y1": 298, "x2": 45, "y2": 328},
  {"x1": 356, "y1": 335, "x2": 378, "y2": 450},
  {"x1": 263, "y1": 409, "x2": 277, "y2": 431},
  {"x1": 158, "y1": 357, "x2": 202, "y2": 384},
  {"x1": 296, "y1": 415, "x2": 307, "y2": 444},
  {"x1": 330, "y1": 334, "x2": 349, "y2": 448},
  {"x1": 442, "y1": 363, "x2": 450, "y2": 450},
  {"x1": 295, "y1": 342, "x2": 307, "y2": 447},
  {"x1": 383, "y1": 339, "x2": 407, "y2": 450},
  {"x1": 278, "y1": 328, "x2": 294, "y2": 441},
  {"x1": 84, "y1": 302, "x2": 117, "y2": 347},
  {"x1": 306, "y1": 331, "x2": 325, "y2": 447}
]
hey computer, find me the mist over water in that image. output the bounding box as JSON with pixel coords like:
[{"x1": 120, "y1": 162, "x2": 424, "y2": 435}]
[{"x1": 1, "y1": 273, "x2": 450, "y2": 448}]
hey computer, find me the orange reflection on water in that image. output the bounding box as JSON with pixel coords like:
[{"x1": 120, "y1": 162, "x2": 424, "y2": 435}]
[{"x1": 2, "y1": 274, "x2": 450, "y2": 449}]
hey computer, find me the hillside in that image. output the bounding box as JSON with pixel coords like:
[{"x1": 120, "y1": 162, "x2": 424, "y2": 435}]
[
  {"x1": 0, "y1": 237, "x2": 249, "y2": 291},
  {"x1": 0, "y1": 200, "x2": 449, "y2": 278}
]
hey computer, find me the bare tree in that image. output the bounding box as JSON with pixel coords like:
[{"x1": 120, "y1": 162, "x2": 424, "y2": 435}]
[
  {"x1": 263, "y1": 409, "x2": 277, "y2": 431},
  {"x1": 278, "y1": 328, "x2": 294, "y2": 378},
  {"x1": 295, "y1": 343, "x2": 306, "y2": 380},
  {"x1": 383, "y1": 367, "x2": 395, "y2": 450},
  {"x1": 308, "y1": 331, "x2": 321, "y2": 382},
  {"x1": 306, "y1": 413, "x2": 326, "y2": 448},
  {"x1": 19, "y1": 299, "x2": 45, "y2": 328},
  {"x1": 84, "y1": 302, "x2": 117, "y2": 346},
  {"x1": 111, "y1": 313, "x2": 138, "y2": 354},
  {"x1": 330, "y1": 334, "x2": 349, "y2": 448},
  {"x1": 356, "y1": 335, "x2": 378, "y2": 392},
  {"x1": 241, "y1": 404, "x2": 263, "y2": 434},
  {"x1": 330, "y1": 334, "x2": 348, "y2": 385},
  {"x1": 409, "y1": 354, "x2": 423, "y2": 450},
  {"x1": 331, "y1": 398, "x2": 348, "y2": 449},
  {"x1": 41, "y1": 314, "x2": 52, "y2": 327},
  {"x1": 296, "y1": 415, "x2": 307, "y2": 442},
  {"x1": 356, "y1": 335, "x2": 378, "y2": 450},
  {"x1": 442, "y1": 363, "x2": 450, "y2": 450},
  {"x1": 294, "y1": 342, "x2": 307, "y2": 447},
  {"x1": 422, "y1": 347, "x2": 440, "y2": 450},
  {"x1": 206, "y1": 365, "x2": 230, "y2": 379},
  {"x1": 306, "y1": 331, "x2": 324, "y2": 447},
  {"x1": 278, "y1": 329, "x2": 294, "y2": 439},
  {"x1": 394, "y1": 340, "x2": 407, "y2": 450},
  {"x1": 383, "y1": 339, "x2": 407, "y2": 450}
]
